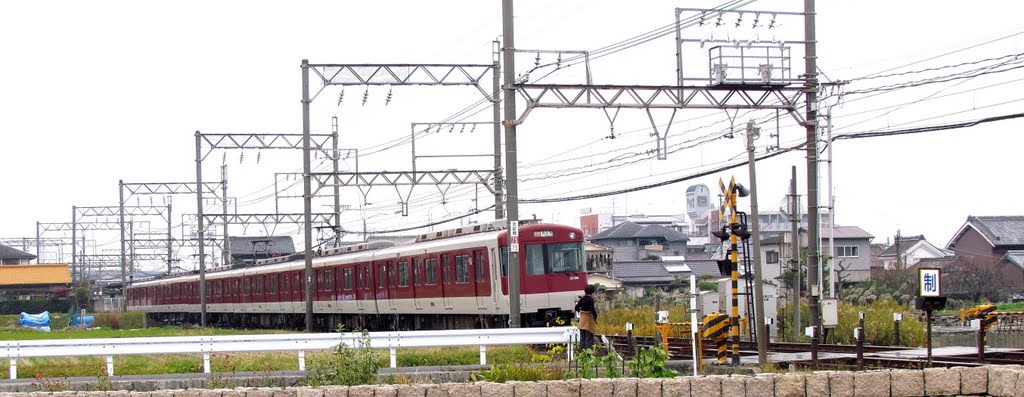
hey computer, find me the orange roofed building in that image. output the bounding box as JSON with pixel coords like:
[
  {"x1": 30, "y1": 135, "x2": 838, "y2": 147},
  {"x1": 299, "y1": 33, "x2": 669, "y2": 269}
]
[{"x1": 0, "y1": 264, "x2": 72, "y2": 302}]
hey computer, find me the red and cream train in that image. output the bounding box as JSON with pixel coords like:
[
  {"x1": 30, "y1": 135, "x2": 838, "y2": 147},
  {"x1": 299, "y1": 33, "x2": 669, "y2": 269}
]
[{"x1": 125, "y1": 221, "x2": 588, "y2": 330}]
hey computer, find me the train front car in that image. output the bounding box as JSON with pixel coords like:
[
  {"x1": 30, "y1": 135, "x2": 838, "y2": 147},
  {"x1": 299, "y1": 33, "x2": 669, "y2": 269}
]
[{"x1": 497, "y1": 223, "x2": 587, "y2": 327}]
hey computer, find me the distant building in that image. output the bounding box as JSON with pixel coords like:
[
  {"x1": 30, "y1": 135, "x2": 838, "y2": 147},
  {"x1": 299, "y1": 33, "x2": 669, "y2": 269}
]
[
  {"x1": 0, "y1": 243, "x2": 36, "y2": 265},
  {"x1": 590, "y1": 221, "x2": 689, "y2": 261},
  {"x1": 946, "y1": 216, "x2": 1024, "y2": 294},
  {"x1": 686, "y1": 184, "x2": 713, "y2": 222},
  {"x1": 609, "y1": 260, "x2": 676, "y2": 297},
  {"x1": 229, "y1": 236, "x2": 296, "y2": 265},
  {"x1": 584, "y1": 243, "x2": 613, "y2": 272},
  {"x1": 877, "y1": 234, "x2": 952, "y2": 270},
  {"x1": 579, "y1": 213, "x2": 613, "y2": 239},
  {"x1": 0, "y1": 264, "x2": 72, "y2": 302}
]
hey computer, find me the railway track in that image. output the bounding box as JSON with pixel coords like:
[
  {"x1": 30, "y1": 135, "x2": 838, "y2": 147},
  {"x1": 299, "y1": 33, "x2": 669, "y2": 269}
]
[{"x1": 602, "y1": 334, "x2": 1024, "y2": 368}]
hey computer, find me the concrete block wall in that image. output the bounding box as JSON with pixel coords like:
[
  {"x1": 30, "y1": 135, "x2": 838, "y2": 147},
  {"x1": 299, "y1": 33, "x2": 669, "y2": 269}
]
[{"x1": 5, "y1": 364, "x2": 1024, "y2": 397}]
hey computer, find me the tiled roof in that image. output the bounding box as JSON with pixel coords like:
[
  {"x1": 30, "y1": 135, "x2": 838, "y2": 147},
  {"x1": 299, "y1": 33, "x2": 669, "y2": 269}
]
[
  {"x1": 1003, "y1": 250, "x2": 1024, "y2": 270},
  {"x1": 229, "y1": 236, "x2": 296, "y2": 257},
  {"x1": 0, "y1": 264, "x2": 71, "y2": 286},
  {"x1": 685, "y1": 260, "x2": 724, "y2": 278},
  {"x1": 591, "y1": 222, "x2": 688, "y2": 243},
  {"x1": 0, "y1": 244, "x2": 36, "y2": 260},
  {"x1": 879, "y1": 235, "x2": 927, "y2": 257},
  {"x1": 820, "y1": 226, "x2": 874, "y2": 239},
  {"x1": 611, "y1": 261, "x2": 675, "y2": 284},
  {"x1": 969, "y1": 216, "x2": 1024, "y2": 246}
]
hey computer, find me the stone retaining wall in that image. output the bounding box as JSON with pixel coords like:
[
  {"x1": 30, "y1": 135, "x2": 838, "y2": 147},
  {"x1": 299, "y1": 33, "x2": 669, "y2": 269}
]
[{"x1": 5, "y1": 365, "x2": 1024, "y2": 397}]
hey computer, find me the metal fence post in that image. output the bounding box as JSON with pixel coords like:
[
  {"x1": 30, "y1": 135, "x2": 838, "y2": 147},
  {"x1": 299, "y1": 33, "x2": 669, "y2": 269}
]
[
  {"x1": 479, "y1": 345, "x2": 487, "y2": 366},
  {"x1": 106, "y1": 355, "x2": 114, "y2": 376},
  {"x1": 390, "y1": 348, "x2": 397, "y2": 368},
  {"x1": 298, "y1": 350, "x2": 306, "y2": 371},
  {"x1": 203, "y1": 353, "x2": 211, "y2": 374},
  {"x1": 8, "y1": 358, "x2": 15, "y2": 380}
]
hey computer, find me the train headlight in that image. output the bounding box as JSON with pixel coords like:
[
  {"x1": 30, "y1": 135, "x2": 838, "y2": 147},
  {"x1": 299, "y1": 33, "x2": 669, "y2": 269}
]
[{"x1": 569, "y1": 232, "x2": 576, "y2": 239}]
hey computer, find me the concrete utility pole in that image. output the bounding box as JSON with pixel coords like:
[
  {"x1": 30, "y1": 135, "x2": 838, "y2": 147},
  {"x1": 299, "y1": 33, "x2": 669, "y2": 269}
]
[
  {"x1": 301, "y1": 59, "x2": 315, "y2": 332},
  {"x1": 746, "y1": 120, "x2": 767, "y2": 364},
  {"x1": 790, "y1": 166, "x2": 801, "y2": 341},
  {"x1": 222, "y1": 165, "x2": 230, "y2": 267},
  {"x1": 803, "y1": 0, "x2": 821, "y2": 365},
  {"x1": 195, "y1": 131, "x2": 208, "y2": 327},
  {"x1": 501, "y1": 0, "x2": 522, "y2": 328}
]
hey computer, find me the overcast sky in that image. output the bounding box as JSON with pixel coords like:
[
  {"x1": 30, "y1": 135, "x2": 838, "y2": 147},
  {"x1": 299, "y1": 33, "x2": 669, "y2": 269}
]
[{"x1": 2, "y1": 1, "x2": 1023, "y2": 270}]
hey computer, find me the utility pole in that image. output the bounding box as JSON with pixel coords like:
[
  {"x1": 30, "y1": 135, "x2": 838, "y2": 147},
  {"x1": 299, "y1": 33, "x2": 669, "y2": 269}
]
[
  {"x1": 194, "y1": 130, "x2": 208, "y2": 327},
  {"x1": 492, "y1": 40, "x2": 504, "y2": 220},
  {"x1": 167, "y1": 202, "x2": 173, "y2": 274},
  {"x1": 790, "y1": 166, "x2": 801, "y2": 341},
  {"x1": 72, "y1": 206, "x2": 77, "y2": 282},
  {"x1": 502, "y1": 0, "x2": 522, "y2": 328},
  {"x1": 301, "y1": 59, "x2": 314, "y2": 332},
  {"x1": 332, "y1": 117, "x2": 343, "y2": 248},
  {"x1": 803, "y1": 0, "x2": 821, "y2": 365},
  {"x1": 895, "y1": 229, "x2": 902, "y2": 270},
  {"x1": 746, "y1": 120, "x2": 767, "y2": 364}
]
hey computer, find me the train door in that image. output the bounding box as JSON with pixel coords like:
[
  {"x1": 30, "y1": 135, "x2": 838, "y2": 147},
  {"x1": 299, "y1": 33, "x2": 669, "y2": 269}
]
[
  {"x1": 355, "y1": 264, "x2": 368, "y2": 311},
  {"x1": 440, "y1": 254, "x2": 454, "y2": 310},
  {"x1": 473, "y1": 249, "x2": 489, "y2": 310},
  {"x1": 411, "y1": 258, "x2": 423, "y2": 310},
  {"x1": 522, "y1": 244, "x2": 550, "y2": 309},
  {"x1": 385, "y1": 260, "x2": 397, "y2": 311}
]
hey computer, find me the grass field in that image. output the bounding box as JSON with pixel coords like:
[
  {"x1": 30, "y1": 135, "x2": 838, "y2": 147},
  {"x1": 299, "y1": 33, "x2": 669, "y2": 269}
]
[{"x1": 14, "y1": 345, "x2": 539, "y2": 379}]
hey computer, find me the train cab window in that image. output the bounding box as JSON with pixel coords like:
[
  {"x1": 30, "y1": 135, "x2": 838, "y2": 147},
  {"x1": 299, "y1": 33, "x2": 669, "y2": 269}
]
[
  {"x1": 398, "y1": 262, "x2": 409, "y2": 287},
  {"x1": 547, "y1": 243, "x2": 585, "y2": 273},
  {"x1": 475, "y1": 250, "x2": 487, "y2": 282},
  {"x1": 526, "y1": 244, "x2": 545, "y2": 275},
  {"x1": 425, "y1": 258, "x2": 438, "y2": 285},
  {"x1": 455, "y1": 255, "x2": 470, "y2": 284},
  {"x1": 325, "y1": 269, "x2": 333, "y2": 291},
  {"x1": 344, "y1": 268, "x2": 353, "y2": 290}
]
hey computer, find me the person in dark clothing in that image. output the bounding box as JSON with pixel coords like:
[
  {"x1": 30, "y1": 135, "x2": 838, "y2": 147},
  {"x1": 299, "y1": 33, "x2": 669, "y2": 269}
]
[{"x1": 574, "y1": 284, "x2": 598, "y2": 350}]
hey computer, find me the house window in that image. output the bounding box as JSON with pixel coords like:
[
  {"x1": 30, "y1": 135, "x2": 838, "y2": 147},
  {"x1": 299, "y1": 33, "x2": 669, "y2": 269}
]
[
  {"x1": 836, "y1": 246, "x2": 859, "y2": 257},
  {"x1": 766, "y1": 251, "x2": 779, "y2": 264}
]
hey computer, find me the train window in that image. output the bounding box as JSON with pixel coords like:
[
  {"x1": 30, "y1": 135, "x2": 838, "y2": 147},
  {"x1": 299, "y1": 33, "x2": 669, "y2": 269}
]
[
  {"x1": 442, "y1": 255, "x2": 452, "y2": 284},
  {"x1": 283, "y1": 276, "x2": 289, "y2": 293},
  {"x1": 243, "y1": 278, "x2": 250, "y2": 295},
  {"x1": 398, "y1": 262, "x2": 409, "y2": 286},
  {"x1": 294, "y1": 274, "x2": 301, "y2": 292},
  {"x1": 378, "y1": 266, "x2": 385, "y2": 288},
  {"x1": 475, "y1": 250, "x2": 486, "y2": 282},
  {"x1": 344, "y1": 268, "x2": 353, "y2": 290},
  {"x1": 547, "y1": 243, "x2": 584, "y2": 273},
  {"x1": 425, "y1": 258, "x2": 438, "y2": 285},
  {"x1": 499, "y1": 247, "x2": 509, "y2": 277},
  {"x1": 526, "y1": 244, "x2": 545, "y2": 275},
  {"x1": 325, "y1": 269, "x2": 333, "y2": 291},
  {"x1": 363, "y1": 266, "x2": 371, "y2": 289},
  {"x1": 388, "y1": 263, "x2": 397, "y2": 287},
  {"x1": 455, "y1": 255, "x2": 470, "y2": 284},
  {"x1": 256, "y1": 276, "x2": 264, "y2": 294}
]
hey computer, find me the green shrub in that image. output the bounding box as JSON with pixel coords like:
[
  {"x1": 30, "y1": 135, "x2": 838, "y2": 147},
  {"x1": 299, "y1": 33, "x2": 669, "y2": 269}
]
[
  {"x1": 469, "y1": 363, "x2": 564, "y2": 383},
  {"x1": 569, "y1": 348, "x2": 621, "y2": 379},
  {"x1": 629, "y1": 345, "x2": 677, "y2": 378},
  {"x1": 305, "y1": 329, "x2": 382, "y2": 386}
]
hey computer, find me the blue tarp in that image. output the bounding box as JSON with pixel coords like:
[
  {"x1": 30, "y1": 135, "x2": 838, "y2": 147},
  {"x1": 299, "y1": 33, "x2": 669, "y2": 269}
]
[
  {"x1": 19, "y1": 311, "x2": 51, "y2": 332},
  {"x1": 70, "y1": 315, "x2": 95, "y2": 327}
]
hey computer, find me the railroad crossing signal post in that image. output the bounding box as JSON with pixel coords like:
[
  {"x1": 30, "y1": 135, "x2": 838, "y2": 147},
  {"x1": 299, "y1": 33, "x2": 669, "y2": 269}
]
[
  {"x1": 714, "y1": 177, "x2": 749, "y2": 366},
  {"x1": 915, "y1": 268, "x2": 946, "y2": 366}
]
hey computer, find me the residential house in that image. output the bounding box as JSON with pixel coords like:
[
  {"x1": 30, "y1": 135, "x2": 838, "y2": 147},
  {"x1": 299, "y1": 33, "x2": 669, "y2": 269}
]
[
  {"x1": 877, "y1": 235, "x2": 952, "y2": 270},
  {"x1": 589, "y1": 221, "x2": 689, "y2": 262},
  {"x1": 0, "y1": 264, "x2": 72, "y2": 301},
  {"x1": 609, "y1": 260, "x2": 676, "y2": 297},
  {"x1": 0, "y1": 244, "x2": 36, "y2": 265},
  {"x1": 758, "y1": 225, "x2": 874, "y2": 291},
  {"x1": 584, "y1": 242, "x2": 613, "y2": 272},
  {"x1": 946, "y1": 216, "x2": 1024, "y2": 295}
]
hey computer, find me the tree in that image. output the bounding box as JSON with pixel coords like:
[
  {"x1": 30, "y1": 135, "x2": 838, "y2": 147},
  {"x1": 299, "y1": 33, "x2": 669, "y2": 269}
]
[
  {"x1": 944, "y1": 256, "x2": 1006, "y2": 302},
  {"x1": 642, "y1": 254, "x2": 662, "y2": 261},
  {"x1": 834, "y1": 259, "x2": 852, "y2": 299}
]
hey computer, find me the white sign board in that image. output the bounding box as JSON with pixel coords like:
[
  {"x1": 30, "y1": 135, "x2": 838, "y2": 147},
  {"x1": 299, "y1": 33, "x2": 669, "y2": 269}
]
[
  {"x1": 919, "y1": 268, "x2": 941, "y2": 297},
  {"x1": 509, "y1": 221, "x2": 519, "y2": 253},
  {"x1": 893, "y1": 313, "x2": 903, "y2": 322}
]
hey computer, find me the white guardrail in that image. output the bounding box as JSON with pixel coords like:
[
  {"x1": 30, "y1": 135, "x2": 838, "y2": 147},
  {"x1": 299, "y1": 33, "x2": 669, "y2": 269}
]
[{"x1": 2, "y1": 327, "x2": 580, "y2": 379}]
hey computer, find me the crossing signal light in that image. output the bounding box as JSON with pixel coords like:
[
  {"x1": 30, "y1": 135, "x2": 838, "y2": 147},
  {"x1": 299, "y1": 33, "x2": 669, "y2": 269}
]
[{"x1": 717, "y1": 258, "x2": 733, "y2": 276}]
